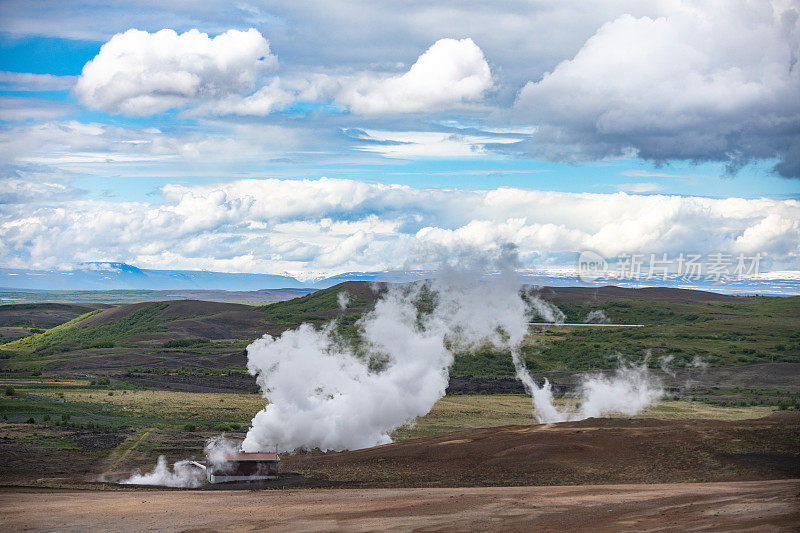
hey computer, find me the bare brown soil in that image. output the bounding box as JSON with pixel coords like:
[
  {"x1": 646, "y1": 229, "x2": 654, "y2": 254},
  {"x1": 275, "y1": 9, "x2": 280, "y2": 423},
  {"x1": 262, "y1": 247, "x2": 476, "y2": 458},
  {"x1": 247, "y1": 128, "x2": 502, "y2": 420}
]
[
  {"x1": 43, "y1": 348, "x2": 248, "y2": 374},
  {"x1": 1, "y1": 424, "x2": 133, "y2": 484},
  {"x1": 5, "y1": 414, "x2": 797, "y2": 490},
  {"x1": 283, "y1": 412, "x2": 800, "y2": 487},
  {"x1": 1, "y1": 480, "x2": 797, "y2": 532}
]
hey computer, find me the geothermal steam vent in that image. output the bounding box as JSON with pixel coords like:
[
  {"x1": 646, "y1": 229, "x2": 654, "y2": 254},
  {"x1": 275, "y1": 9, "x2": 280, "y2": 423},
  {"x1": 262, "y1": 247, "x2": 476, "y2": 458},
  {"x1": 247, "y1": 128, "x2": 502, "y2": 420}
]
[{"x1": 197, "y1": 452, "x2": 280, "y2": 484}]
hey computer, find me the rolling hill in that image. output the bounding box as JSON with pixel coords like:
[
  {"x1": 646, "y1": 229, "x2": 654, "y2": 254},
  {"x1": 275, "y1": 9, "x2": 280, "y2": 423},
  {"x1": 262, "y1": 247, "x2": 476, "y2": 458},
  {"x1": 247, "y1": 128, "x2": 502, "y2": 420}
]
[{"x1": 0, "y1": 283, "x2": 797, "y2": 387}]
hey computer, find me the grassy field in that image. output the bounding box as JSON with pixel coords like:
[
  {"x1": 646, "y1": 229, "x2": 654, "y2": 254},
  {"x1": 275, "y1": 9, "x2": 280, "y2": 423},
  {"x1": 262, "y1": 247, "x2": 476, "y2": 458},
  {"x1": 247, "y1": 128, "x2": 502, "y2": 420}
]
[
  {"x1": 0, "y1": 289, "x2": 314, "y2": 304},
  {"x1": 0, "y1": 290, "x2": 181, "y2": 304},
  {"x1": 454, "y1": 297, "x2": 800, "y2": 375},
  {"x1": 0, "y1": 379, "x2": 260, "y2": 431},
  {"x1": 395, "y1": 396, "x2": 780, "y2": 440},
  {"x1": 0, "y1": 284, "x2": 797, "y2": 491},
  {"x1": 255, "y1": 285, "x2": 372, "y2": 325},
  {"x1": 0, "y1": 377, "x2": 785, "y2": 440}
]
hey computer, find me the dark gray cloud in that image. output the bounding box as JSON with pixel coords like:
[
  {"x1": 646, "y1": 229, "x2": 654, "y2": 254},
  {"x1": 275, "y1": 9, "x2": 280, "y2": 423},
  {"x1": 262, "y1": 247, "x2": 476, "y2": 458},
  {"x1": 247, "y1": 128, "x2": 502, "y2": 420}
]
[{"x1": 511, "y1": 2, "x2": 800, "y2": 178}]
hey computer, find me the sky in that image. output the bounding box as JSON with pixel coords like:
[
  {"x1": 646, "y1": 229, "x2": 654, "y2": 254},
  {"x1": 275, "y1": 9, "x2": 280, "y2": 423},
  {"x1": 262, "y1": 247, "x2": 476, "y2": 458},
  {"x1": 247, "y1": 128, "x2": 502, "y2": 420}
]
[{"x1": 0, "y1": 0, "x2": 798, "y2": 280}]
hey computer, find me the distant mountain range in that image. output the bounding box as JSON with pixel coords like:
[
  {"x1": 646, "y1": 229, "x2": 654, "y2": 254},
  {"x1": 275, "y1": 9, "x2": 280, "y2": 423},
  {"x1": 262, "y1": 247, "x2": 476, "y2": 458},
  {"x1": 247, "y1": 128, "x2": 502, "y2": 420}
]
[
  {"x1": 312, "y1": 270, "x2": 434, "y2": 288},
  {"x1": 0, "y1": 263, "x2": 305, "y2": 291},
  {"x1": 310, "y1": 269, "x2": 800, "y2": 295},
  {"x1": 1, "y1": 263, "x2": 798, "y2": 296}
]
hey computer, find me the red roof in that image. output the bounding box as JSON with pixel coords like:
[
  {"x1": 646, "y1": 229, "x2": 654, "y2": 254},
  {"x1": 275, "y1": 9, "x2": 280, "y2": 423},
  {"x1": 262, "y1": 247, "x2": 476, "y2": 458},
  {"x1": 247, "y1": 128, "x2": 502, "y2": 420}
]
[{"x1": 215, "y1": 452, "x2": 280, "y2": 462}]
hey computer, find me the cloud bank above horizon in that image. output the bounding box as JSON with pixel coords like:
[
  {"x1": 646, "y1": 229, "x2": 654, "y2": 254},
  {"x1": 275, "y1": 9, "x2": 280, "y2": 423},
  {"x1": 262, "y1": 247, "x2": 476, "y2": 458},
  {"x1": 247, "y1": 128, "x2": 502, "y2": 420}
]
[{"x1": 1, "y1": 177, "x2": 797, "y2": 278}]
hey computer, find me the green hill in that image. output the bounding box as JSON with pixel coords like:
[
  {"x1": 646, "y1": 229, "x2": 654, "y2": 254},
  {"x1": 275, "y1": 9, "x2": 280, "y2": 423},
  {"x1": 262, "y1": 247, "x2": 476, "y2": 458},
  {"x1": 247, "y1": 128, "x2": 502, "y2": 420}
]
[{"x1": 0, "y1": 283, "x2": 797, "y2": 376}]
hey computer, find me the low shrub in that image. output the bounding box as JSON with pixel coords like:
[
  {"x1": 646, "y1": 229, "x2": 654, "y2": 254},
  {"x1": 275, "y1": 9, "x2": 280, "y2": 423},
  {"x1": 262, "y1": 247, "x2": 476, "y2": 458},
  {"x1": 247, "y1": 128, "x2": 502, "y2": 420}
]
[{"x1": 162, "y1": 338, "x2": 211, "y2": 349}]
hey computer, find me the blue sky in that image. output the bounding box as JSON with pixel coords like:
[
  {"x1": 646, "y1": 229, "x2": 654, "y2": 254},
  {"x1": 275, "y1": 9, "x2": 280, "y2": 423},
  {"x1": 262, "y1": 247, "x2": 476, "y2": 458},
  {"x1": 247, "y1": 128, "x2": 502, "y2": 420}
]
[
  {"x1": 0, "y1": 1, "x2": 798, "y2": 279},
  {"x1": 0, "y1": 35, "x2": 100, "y2": 75},
  {"x1": 68, "y1": 158, "x2": 797, "y2": 204},
  {"x1": 1, "y1": 31, "x2": 797, "y2": 202}
]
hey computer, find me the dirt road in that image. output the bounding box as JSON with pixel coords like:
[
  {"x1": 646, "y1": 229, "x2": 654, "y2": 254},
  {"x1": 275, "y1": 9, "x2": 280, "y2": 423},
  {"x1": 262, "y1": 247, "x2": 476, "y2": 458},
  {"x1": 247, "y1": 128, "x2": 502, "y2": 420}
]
[{"x1": 2, "y1": 480, "x2": 798, "y2": 532}]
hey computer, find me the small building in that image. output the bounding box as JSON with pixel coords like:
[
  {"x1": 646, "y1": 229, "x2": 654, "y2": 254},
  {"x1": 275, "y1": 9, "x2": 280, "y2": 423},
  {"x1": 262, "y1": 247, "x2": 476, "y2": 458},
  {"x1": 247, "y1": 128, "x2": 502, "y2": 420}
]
[{"x1": 206, "y1": 452, "x2": 280, "y2": 484}]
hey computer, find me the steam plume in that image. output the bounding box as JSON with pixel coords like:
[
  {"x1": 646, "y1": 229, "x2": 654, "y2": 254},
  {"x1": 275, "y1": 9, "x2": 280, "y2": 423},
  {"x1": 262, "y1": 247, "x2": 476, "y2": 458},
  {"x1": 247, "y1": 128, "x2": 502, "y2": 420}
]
[
  {"x1": 337, "y1": 291, "x2": 350, "y2": 309},
  {"x1": 120, "y1": 435, "x2": 240, "y2": 487},
  {"x1": 510, "y1": 351, "x2": 663, "y2": 423},
  {"x1": 584, "y1": 310, "x2": 609, "y2": 323},
  {"x1": 243, "y1": 252, "x2": 530, "y2": 452},
  {"x1": 120, "y1": 456, "x2": 204, "y2": 488},
  {"x1": 243, "y1": 250, "x2": 664, "y2": 451}
]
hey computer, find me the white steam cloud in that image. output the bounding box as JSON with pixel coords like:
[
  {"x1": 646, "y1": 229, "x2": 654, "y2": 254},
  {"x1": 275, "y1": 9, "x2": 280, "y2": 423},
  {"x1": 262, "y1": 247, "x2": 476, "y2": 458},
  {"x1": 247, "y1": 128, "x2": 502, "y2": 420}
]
[
  {"x1": 337, "y1": 291, "x2": 350, "y2": 310},
  {"x1": 577, "y1": 365, "x2": 663, "y2": 419},
  {"x1": 510, "y1": 355, "x2": 663, "y2": 423},
  {"x1": 584, "y1": 310, "x2": 609, "y2": 323},
  {"x1": 120, "y1": 435, "x2": 241, "y2": 488},
  {"x1": 243, "y1": 251, "x2": 530, "y2": 452},
  {"x1": 120, "y1": 251, "x2": 667, "y2": 479},
  {"x1": 528, "y1": 297, "x2": 566, "y2": 324},
  {"x1": 243, "y1": 251, "x2": 663, "y2": 452},
  {"x1": 120, "y1": 456, "x2": 205, "y2": 488}
]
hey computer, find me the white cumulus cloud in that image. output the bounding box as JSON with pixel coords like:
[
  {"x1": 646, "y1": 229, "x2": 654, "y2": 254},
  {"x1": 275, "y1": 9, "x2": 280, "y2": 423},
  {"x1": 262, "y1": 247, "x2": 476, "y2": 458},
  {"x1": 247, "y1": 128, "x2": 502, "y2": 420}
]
[
  {"x1": 336, "y1": 38, "x2": 492, "y2": 114},
  {"x1": 75, "y1": 28, "x2": 277, "y2": 115},
  {"x1": 74, "y1": 32, "x2": 493, "y2": 117}
]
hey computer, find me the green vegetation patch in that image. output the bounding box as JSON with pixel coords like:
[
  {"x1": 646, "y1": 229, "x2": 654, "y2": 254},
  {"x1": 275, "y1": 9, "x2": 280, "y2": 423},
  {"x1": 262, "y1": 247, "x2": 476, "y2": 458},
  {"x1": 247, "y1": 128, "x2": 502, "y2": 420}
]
[
  {"x1": 255, "y1": 285, "x2": 373, "y2": 325},
  {"x1": 0, "y1": 286, "x2": 796, "y2": 378},
  {"x1": 2, "y1": 303, "x2": 169, "y2": 357},
  {"x1": 259, "y1": 289, "x2": 799, "y2": 376},
  {"x1": 161, "y1": 337, "x2": 211, "y2": 349},
  {"x1": 0, "y1": 383, "x2": 263, "y2": 429},
  {"x1": 453, "y1": 296, "x2": 800, "y2": 375}
]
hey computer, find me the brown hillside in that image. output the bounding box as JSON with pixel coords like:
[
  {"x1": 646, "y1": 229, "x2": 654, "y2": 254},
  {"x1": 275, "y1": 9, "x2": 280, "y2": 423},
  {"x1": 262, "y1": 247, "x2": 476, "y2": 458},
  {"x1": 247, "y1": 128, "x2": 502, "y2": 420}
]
[
  {"x1": 327, "y1": 281, "x2": 747, "y2": 305},
  {"x1": 284, "y1": 412, "x2": 800, "y2": 487},
  {"x1": 530, "y1": 285, "x2": 743, "y2": 304},
  {"x1": 70, "y1": 300, "x2": 286, "y2": 343},
  {"x1": 0, "y1": 303, "x2": 110, "y2": 328}
]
